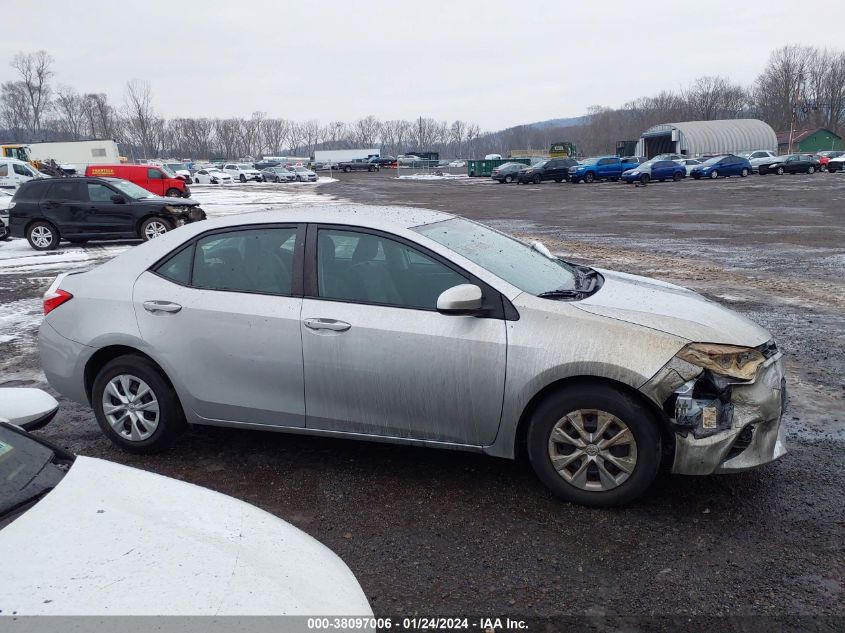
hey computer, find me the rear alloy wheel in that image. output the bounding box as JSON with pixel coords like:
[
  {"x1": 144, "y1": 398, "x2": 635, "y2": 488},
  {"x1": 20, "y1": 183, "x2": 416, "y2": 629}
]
[
  {"x1": 672, "y1": 171, "x2": 683, "y2": 181},
  {"x1": 807, "y1": 166, "x2": 815, "y2": 174},
  {"x1": 709, "y1": 170, "x2": 719, "y2": 179},
  {"x1": 93, "y1": 355, "x2": 185, "y2": 453},
  {"x1": 776, "y1": 166, "x2": 785, "y2": 175},
  {"x1": 140, "y1": 217, "x2": 172, "y2": 241},
  {"x1": 504, "y1": 175, "x2": 513, "y2": 183},
  {"x1": 27, "y1": 221, "x2": 60, "y2": 251},
  {"x1": 527, "y1": 384, "x2": 661, "y2": 507},
  {"x1": 740, "y1": 168, "x2": 749, "y2": 177},
  {"x1": 584, "y1": 172, "x2": 595, "y2": 183}
]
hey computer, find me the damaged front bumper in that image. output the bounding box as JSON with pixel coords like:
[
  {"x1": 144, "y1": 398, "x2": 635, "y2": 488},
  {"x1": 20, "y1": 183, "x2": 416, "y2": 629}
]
[
  {"x1": 642, "y1": 345, "x2": 787, "y2": 476},
  {"x1": 163, "y1": 205, "x2": 206, "y2": 227}
]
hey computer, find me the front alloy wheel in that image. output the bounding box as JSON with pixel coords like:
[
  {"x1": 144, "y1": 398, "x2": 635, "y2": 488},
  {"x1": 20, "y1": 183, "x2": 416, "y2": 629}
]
[
  {"x1": 141, "y1": 217, "x2": 171, "y2": 241},
  {"x1": 709, "y1": 170, "x2": 719, "y2": 179}
]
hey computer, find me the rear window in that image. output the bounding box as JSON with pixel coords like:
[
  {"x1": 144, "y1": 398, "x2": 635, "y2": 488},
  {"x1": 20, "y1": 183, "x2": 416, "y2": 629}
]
[{"x1": 15, "y1": 179, "x2": 52, "y2": 199}]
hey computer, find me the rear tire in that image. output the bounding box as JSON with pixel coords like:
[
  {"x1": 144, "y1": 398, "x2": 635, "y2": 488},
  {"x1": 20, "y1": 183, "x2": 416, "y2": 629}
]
[
  {"x1": 672, "y1": 172, "x2": 682, "y2": 181},
  {"x1": 504, "y1": 175, "x2": 513, "y2": 183},
  {"x1": 740, "y1": 168, "x2": 749, "y2": 177},
  {"x1": 526, "y1": 383, "x2": 661, "y2": 507},
  {"x1": 92, "y1": 355, "x2": 185, "y2": 454},
  {"x1": 0, "y1": 223, "x2": 9, "y2": 241},
  {"x1": 27, "y1": 221, "x2": 60, "y2": 251},
  {"x1": 140, "y1": 217, "x2": 172, "y2": 241}
]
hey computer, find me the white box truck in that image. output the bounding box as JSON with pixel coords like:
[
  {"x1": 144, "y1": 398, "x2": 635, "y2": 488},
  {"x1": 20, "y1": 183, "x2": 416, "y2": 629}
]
[{"x1": 27, "y1": 139, "x2": 122, "y2": 174}]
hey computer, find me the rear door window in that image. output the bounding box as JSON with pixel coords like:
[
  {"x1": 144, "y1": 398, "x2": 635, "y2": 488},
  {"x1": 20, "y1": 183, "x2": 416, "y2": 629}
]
[{"x1": 45, "y1": 181, "x2": 85, "y2": 200}]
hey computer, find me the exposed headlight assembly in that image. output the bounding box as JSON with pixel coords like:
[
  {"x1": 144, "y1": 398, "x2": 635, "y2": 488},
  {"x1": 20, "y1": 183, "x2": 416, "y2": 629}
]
[{"x1": 676, "y1": 343, "x2": 766, "y2": 381}]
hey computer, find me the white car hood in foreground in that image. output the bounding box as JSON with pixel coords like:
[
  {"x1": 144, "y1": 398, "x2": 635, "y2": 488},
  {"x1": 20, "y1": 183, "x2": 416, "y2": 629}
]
[
  {"x1": 575, "y1": 269, "x2": 771, "y2": 346},
  {"x1": 0, "y1": 457, "x2": 372, "y2": 616}
]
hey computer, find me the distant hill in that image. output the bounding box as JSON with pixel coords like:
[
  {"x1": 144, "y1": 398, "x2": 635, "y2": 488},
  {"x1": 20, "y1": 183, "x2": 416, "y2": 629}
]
[{"x1": 524, "y1": 115, "x2": 588, "y2": 129}]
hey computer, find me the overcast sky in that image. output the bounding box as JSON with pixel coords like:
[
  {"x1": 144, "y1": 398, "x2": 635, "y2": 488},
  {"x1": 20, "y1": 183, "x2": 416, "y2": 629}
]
[{"x1": 4, "y1": 1, "x2": 843, "y2": 131}]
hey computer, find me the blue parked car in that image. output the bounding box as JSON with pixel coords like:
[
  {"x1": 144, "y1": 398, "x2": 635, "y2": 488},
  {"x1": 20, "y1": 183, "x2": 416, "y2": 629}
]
[
  {"x1": 622, "y1": 160, "x2": 686, "y2": 184},
  {"x1": 569, "y1": 156, "x2": 625, "y2": 183},
  {"x1": 690, "y1": 155, "x2": 752, "y2": 179}
]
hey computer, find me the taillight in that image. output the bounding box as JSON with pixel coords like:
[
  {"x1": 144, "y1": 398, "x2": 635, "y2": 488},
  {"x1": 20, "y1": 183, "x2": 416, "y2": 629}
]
[{"x1": 44, "y1": 289, "x2": 73, "y2": 315}]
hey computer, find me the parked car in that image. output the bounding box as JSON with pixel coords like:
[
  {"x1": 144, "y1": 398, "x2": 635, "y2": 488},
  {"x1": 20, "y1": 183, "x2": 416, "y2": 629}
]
[
  {"x1": 491, "y1": 162, "x2": 529, "y2": 183},
  {"x1": 369, "y1": 156, "x2": 397, "y2": 167},
  {"x1": 757, "y1": 154, "x2": 820, "y2": 175},
  {"x1": 162, "y1": 162, "x2": 193, "y2": 184},
  {"x1": 253, "y1": 160, "x2": 282, "y2": 170},
  {"x1": 0, "y1": 157, "x2": 49, "y2": 189},
  {"x1": 737, "y1": 150, "x2": 778, "y2": 173},
  {"x1": 0, "y1": 408, "x2": 372, "y2": 616},
  {"x1": 449, "y1": 160, "x2": 466, "y2": 168},
  {"x1": 675, "y1": 158, "x2": 703, "y2": 176},
  {"x1": 621, "y1": 160, "x2": 686, "y2": 184},
  {"x1": 287, "y1": 166, "x2": 318, "y2": 182},
  {"x1": 813, "y1": 151, "x2": 843, "y2": 171},
  {"x1": 516, "y1": 158, "x2": 578, "y2": 184},
  {"x1": 223, "y1": 163, "x2": 264, "y2": 182},
  {"x1": 39, "y1": 205, "x2": 786, "y2": 507},
  {"x1": 652, "y1": 153, "x2": 684, "y2": 161},
  {"x1": 8, "y1": 177, "x2": 206, "y2": 250},
  {"x1": 337, "y1": 159, "x2": 379, "y2": 173},
  {"x1": 827, "y1": 154, "x2": 845, "y2": 173},
  {"x1": 262, "y1": 166, "x2": 297, "y2": 182},
  {"x1": 690, "y1": 155, "x2": 752, "y2": 179},
  {"x1": 192, "y1": 168, "x2": 233, "y2": 184},
  {"x1": 0, "y1": 190, "x2": 11, "y2": 239},
  {"x1": 620, "y1": 156, "x2": 647, "y2": 171},
  {"x1": 569, "y1": 156, "x2": 624, "y2": 183},
  {"x1": 86, "y1": 164, "x2": 190, "y2": 198}
]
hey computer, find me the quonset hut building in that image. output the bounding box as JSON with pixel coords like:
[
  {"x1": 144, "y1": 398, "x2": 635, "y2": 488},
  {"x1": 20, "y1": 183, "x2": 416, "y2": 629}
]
[{"x1": 635, "y1": 119, "x2": 777, "y2": 158}]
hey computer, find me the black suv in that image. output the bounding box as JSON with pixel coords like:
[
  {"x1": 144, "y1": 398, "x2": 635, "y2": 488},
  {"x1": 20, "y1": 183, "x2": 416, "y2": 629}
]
[
  {"x1": 517, "y1": 158, "x2": 579, "y2": 184},
  {"x1": 9, "y1": 177, "x2": 206, "y2": 251}
]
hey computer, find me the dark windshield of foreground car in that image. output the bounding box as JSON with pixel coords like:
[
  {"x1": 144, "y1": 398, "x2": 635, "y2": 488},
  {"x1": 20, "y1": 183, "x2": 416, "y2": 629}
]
[
  {"x1": 413, "y1": 218, "x2": 579, "y2": 295},
  {"x1": 0, "y1": 424, "x2": 73, "y2": 527},
  {"x1": 105, "y1": 178, "x2": 156, "y2": 200}
]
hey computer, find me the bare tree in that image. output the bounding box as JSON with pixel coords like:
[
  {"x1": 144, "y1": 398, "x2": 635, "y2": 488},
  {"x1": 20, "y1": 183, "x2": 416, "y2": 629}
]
[
  {"x1": 0, "y1": 81, "x2": 33, "y2": 136},
  {"x1": 352, "y1": 115, "x2": 381, "y2": 147},
  {"x1": 262, "y1": 118, "x2": 290, "y2": 154},
  {"x1": 753, "y1": 45, "x2": 812, "y2": 131},
  {"x1": 685, "y1": 76, "x2": 748, "y2": 120},
  {"x1": 123, "y1": 80, "x2": 162, "y2": 157},
  {"x1": 10, "y1": 50, "x2": 54, "y2": 135},
  {"x1": 52, "y1": 85, "x2": 87, "y2": 139},
  {"x1": 82, "y1": 93, "x2": 116, "y2": 139}
]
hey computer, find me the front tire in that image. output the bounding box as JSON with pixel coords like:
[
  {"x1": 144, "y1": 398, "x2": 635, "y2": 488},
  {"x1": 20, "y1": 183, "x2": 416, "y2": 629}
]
[
  {"x1": 165, "y1": 188, "x2": 181, "y2": 197},
  {"x1": 92, "y1": 355, "x2": 185, "y2": 454},
  {"x1": 0, "y1": 223, "x2": 9, "y2": 241},
  {"x1": 27, "y1": 221, "x2": 60, "y2": 250},
  {"x1": 240, "y1": 174, "x2": 246, "y2": 183},
  {"x1": 639, "y1": 173, "x2": 650, "y2": 184},
  {"x1": 740, "y1": 168, "x2": 749, "y2": 177},
  {"x1": 776, "y1": 166, "x2": 785, "y2": 175},
  {"x1": 532, "y1": 174, "x2": 541, "y2": 184},
  {"x1": 672, "y1": 171, "x2": 683, "y2": 181},
  {"x1": 526, "y1": 384, "x2": 661, "y2": 507},
  {"x1": 709, "y1": 170, "x2": 719, "y2": 179},
  {"x1": 504, "y1": 175, "x2": 513, "y2": 183},
  {"x1": 140, "y1": 217, "x2": 172, "y2": 241},
  {"x1": 584, "y1": 172, "x2": 595, "y2": 183},
  {"x1": 807, "y1": 166, "x2": 815, "y2": 174}
]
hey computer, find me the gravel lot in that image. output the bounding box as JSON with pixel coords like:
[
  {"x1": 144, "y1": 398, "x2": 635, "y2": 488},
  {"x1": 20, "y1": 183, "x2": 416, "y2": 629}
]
[{"x1": 1, "y1": 172, "x2": 843, "y2": 626}]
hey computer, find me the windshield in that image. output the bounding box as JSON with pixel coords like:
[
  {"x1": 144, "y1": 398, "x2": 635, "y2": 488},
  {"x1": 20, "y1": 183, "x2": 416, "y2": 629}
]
[
  {"x1": 531, "y1": 160, "x2": 548, "y2": 168},
  {"x1": 738, "y1": 152, "x2": 752, "y2": 158},
  {"x1": 166, "y1": 163, "x2": 187, "y2": 171},
  {"x1": 578, "y1": 157, "x2": 599, "y2": 166},
  {"x1": 0, "y1": 423, "x2": 71, "y2": 526},
  {"x1": 238, "y1": 164, "x2": 253, "y2": 169},
  {"x1": 701, "y1": 156, "x2": 724, "y2": 166},
  {"x1": 107, "y1": 178, "x2": 156, "y2": 199},
  {"x1": 413, "y1": 218, "x2": 577, "y2": 295}
]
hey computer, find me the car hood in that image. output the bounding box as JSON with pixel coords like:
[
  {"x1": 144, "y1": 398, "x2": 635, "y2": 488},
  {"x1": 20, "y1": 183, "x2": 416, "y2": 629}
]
[
  {"x1": 0, "y1": 457, "x2": 372, "y2": 616},
  {"x1": 136, "y1": 196, "x2": 199, "y2": 206},
  {"x1": 573, "y1": 269, "x2": 771, "y2": 346}
]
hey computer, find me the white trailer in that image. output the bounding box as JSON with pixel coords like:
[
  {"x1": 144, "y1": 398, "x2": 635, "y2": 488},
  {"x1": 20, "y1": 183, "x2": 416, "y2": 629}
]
[
  {"x1": 27, "y1": 139, "x2": 122, "y2": 174},
  {"x1": 313, "y1": 148, "x2": 380, "y2": 165}
]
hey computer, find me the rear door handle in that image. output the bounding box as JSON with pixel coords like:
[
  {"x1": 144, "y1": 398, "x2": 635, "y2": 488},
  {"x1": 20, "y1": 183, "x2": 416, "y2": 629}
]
[
  {"x1": 304, "y1": 318, "x2": 351, "y2": 332},
  {"x1": 143, "y1": 300, "x2": 182, "y2": 314}
]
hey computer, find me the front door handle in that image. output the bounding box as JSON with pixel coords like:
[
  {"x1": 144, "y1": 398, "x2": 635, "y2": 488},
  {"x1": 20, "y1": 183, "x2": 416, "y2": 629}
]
[
  {"x1": 143, "y1": 300, "x2": 182, "y2": 314},
  {"x1": 304, "y1": 318, "x2": 351, "y2": 332}
]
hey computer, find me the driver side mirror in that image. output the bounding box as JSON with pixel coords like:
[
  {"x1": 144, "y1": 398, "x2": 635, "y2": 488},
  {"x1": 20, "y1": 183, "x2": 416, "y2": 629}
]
[
  {"x1": 437, "y1": 284, "x2": 483, "y2": 315},
  {"x1": 111, "y1": 194, "x2": 125, "y2": 204}
]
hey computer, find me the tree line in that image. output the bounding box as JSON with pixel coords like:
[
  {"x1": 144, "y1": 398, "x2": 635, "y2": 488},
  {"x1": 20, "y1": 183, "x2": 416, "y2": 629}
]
[{"x1": 2, "y1": 45, "x2": 844, "y2": 160}]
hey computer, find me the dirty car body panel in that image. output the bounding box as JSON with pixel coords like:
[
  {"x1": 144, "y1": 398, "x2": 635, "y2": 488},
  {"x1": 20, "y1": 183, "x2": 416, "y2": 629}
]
[{"x1": 38, "y1": 205, "x2": 787, "y2": 504}]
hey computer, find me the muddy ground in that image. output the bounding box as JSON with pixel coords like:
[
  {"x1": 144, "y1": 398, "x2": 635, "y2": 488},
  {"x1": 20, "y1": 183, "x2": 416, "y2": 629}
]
[{"x1": 1, "y1": 172, "x2": 843, "y2": 625}]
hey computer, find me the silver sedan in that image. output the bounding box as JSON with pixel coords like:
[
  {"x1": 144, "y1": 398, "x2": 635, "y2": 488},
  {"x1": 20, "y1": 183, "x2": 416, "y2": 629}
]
[{"x1": 38, "y1": 206, "x2": 786, "y2": 506}]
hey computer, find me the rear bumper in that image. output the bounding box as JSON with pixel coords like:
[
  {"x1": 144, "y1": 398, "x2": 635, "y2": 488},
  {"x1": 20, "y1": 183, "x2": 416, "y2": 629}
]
[
  {"x1": 671, "y1": 356, "x2": 787, "y2": 475},
  {"x1": 39, "y1": 320, "x2": 96, "y2": 405}
]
